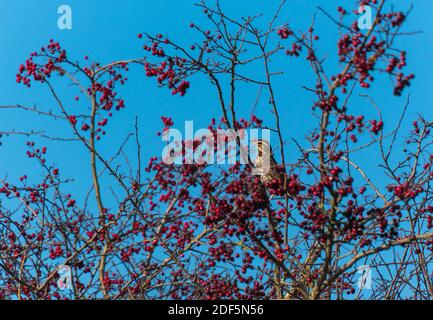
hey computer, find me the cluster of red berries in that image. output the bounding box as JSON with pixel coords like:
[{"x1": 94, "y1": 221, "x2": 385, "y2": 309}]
[
  {"x1": 16, "y1": 39, "x2": 66, "y2": 87},
  {"x1": 141, "y1": 36, "x2": 191, "y2": 96},
  {"x1": 277, "y1": 27, "x2": 292, "y2": 39}
]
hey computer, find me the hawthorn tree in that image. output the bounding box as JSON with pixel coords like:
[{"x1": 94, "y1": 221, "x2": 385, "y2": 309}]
[{"x1": 0, "y1": 0, "x2": 430, "y2": 300}]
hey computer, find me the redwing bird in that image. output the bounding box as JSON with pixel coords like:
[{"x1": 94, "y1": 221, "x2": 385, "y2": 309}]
[{"x1": 252, "y1": 139, "x2": 286, "y2": 186}]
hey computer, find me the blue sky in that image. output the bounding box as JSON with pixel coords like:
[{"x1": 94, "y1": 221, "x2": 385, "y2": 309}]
[{"x1": 0, "y1": 0, "x2": 432, "y2": 202}]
